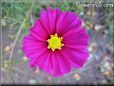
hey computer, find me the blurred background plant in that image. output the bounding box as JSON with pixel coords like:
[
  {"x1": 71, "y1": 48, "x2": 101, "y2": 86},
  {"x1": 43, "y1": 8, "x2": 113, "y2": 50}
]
[
  {"x1": 2, "y1": 0, "x2": 84, "y2": 41},
  {"x1": 1, "y1": 0, "x2": 114, "y2": 85}
]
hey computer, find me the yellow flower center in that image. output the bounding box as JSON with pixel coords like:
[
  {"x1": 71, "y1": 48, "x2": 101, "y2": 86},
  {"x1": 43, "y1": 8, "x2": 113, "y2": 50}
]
[{"x1": 47, "y1": 33, "x2": 64, "y2": 51}]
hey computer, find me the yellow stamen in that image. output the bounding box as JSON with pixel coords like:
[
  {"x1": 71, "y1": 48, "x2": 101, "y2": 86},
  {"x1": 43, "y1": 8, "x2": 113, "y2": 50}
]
[{"x1": 47, "y1": 33, "x2": 64, "y2": 51}]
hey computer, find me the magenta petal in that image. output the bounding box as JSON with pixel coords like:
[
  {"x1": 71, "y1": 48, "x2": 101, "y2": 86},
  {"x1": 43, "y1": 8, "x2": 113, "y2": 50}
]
[
  {"x1": 40, "y1": 51, "x2": 71, "y2": 77},
  {"x1": 65, "y1": 44, "x2": 88, "y2": 50},
  {"x1": 51, "y1": 51, "x2": 63, "y2": 76},
  {"x1": 30, "y1": 21, "x2": 49, "y2": 41},
  {"x1": 23, "y1": 38, "x2": 46, "y2": 47},
  {"x1": 22, "y1": 35, "x2": 47, "y2": 59},
  {"x1": 38, "y1": 51, "x2": 54, "y2": 75},
  {"x1": 40, "y1": 8, "x2": 61, "y2": 34},
  {"x1": 23, "y1": 47, "x2": 46, "y2": 59},
  {"x1": 56, "y1": 12, "x2": 82, "y2": 36},
  {"x1": 47, "y1": 52, "x2": 54, "y2": 74},
  {"x1": 63, "y1": 28, "x2": 89, "y2": 41},
  {"x1": 30, "y1": 49, "x2": 49, "y2": 68},
  {"x1": 62, "y1": 48, "x2": 89, "y2": 68},
  {"x1": 38, "y1": 51, "x2": 52, "y2": 74},
  {"x1": 63, "y1": 28, "x2": 89, "y2": 50},
  {"x1": 57, "y1": 51, "x2": 71, "y2": 75},
  {"x1": 63, "y1": 37, "x2": 89, "y2": 50}
]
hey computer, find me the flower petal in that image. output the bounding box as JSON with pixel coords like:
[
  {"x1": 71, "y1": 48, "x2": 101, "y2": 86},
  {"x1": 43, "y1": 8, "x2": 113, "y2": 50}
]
[
  {"x1": 56, "y1": 12, "x2": 81, "y2": 36},
  {"x1": 22, "y1": 35, "x2": 47, "y2": 59},
  {"x1": 39, "y1": 51, "x2": 53, "y2": 74},
  {"x1": 57, "y1": 51, "x2": 71, "y2": 75},
  {"x1": 51, "y1": 51, "x2": 63, "y2": 76},
  {"x1": 30, "y1": 20, "x2": 49, "y2": 41},
  {"x1": 30, "y1": 49, "x2": 49, "y2": 68},
  {"x1": 63, "y1": 28, "x2": 89, "y2": 41},
  {"x1": 63, "y1": 28, "x2": 89, "y2": 50},
  {"x1": 62, "y1": 48, "x2": 89, "y2": 68},
  {"x1": 40, "y1": 8, "x2": 61, "y2": 34}
]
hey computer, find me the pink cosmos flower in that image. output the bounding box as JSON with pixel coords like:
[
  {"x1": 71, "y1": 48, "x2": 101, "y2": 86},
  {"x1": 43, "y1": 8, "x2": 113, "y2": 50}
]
[{"x1": 22, "y1": 7, "x2": 89, "y2": 76}]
